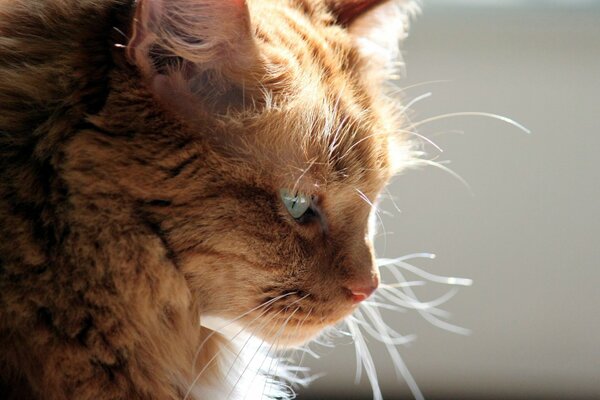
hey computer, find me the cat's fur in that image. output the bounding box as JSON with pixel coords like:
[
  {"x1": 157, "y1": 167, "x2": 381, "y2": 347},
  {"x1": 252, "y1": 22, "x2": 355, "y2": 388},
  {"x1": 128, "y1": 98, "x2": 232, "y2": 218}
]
[{"x1": 0, "y1": 0, "x2": 417, "y2": 398}]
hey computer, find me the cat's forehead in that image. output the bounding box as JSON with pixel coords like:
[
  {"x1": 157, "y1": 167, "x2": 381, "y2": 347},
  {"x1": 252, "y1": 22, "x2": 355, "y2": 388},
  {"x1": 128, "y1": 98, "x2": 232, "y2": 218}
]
[{"x1": 236, "y1": 93, "x2": 394, "y2": 198}]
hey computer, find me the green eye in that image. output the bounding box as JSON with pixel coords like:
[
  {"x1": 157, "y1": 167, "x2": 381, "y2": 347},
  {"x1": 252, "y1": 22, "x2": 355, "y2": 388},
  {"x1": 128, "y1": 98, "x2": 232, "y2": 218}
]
[{"x1": 279, "y1": 189, "x2": 312, "y2": 219}]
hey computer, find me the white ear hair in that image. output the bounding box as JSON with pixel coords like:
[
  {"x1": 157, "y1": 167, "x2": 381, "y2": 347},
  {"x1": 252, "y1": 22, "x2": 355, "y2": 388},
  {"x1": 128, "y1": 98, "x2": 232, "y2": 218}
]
[
  {"x1": 128, "y1": 0, "x2": 258, "y2": 82},
  {"x1": 126, "y1": 0, "x2": 261, "y2": 116},
  {"x1": 348, "y1": 0, "x2": 420, "y2": 79}
]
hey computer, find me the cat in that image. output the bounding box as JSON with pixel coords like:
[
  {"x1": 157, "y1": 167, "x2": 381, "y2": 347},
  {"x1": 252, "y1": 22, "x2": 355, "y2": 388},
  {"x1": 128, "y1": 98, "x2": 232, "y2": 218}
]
[{"x1": 0, "y1": 0, "x2": 420, "y2": 399}]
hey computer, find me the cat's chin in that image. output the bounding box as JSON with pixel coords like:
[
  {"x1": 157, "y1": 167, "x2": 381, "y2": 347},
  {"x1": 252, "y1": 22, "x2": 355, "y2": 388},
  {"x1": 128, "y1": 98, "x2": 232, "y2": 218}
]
[
  {"x1": 200, "y1": 313, "x2": 346, "y2": 348},
  {"x1": 250, "y1": 310, "x2": 356, "y2": 348},
  {"x1": 264, "y1": 325, "x2": 326, "y2": 348}
]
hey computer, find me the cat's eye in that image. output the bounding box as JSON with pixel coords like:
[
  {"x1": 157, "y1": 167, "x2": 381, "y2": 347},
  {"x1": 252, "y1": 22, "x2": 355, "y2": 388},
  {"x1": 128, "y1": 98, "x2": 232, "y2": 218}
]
[{"x1": 279, "y1": 189, "x2": 313, "y2": 220}]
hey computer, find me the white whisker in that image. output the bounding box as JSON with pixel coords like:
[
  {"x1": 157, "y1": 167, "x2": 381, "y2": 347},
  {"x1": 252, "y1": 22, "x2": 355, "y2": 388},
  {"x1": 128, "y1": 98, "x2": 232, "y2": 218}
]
[
  {"x1": 389, "y1": 267, "x2": 471, "y2": 335},
  {"x1": 397, "y1": 79, "x2": 452, "y2": 92},
  {"x1": 378, "y1": 256, "x2": 473, "y2": 286},
  {"x1": 287, "y1": 308, "x2": 315, "y2": 391},
  {"x1": 339, "y1": 131, "x2": 382, "y2": 161},
  {"x1": 228, "y1": 308, "x2": 291, "y2": 400},
  {"x1": 186, "y1": 303, "x2": 284, "y2": 400},
  {"x1": 375, "y1": 285, "x2": 451, "y2": 318},
  {"x1": 259, "y1": 307, "x2": 301, "y2": 399},
  {"x1": 193, "y1": 292, "x2": 298, "y2": 372},
  {"x1": 351, "y1": 309, "x2": 416, "y2": 346},
  {"x1": 183, "y1": 351, "x2": 222, "y2": 400},
  {"x1": 347, "y1": 319, "x2": 383, "y2": 400},
  {"x1": 236, "y1": 294, "x2": 309, "y2": 400},
  {"x1": 221, "y1": 306, "x2": 288, "y2": 387},
  {"x1": 268, "y1": 306, "x2": 311, "y2": 398},
  {"x1": 399, "y1": 92, "x2": 432, "y2": 115},
  {"x1": 362, "y1": 300, "x2": 408, "y2": 312},
  {"x1": 382, "y1": 187, "x2": 403, "y2": 214},
  {"x1": 359, "y1": 306, "x2": 424, "y2": 400},
  {"x1": 412, "y1": 158, "x2": 473, "y2": 194},
  {"x1": 400, "y1": 127, "x2": 444, "y2": 154},
  {"x1": 380, "y1": 280, "x2": 426, "y2": 288},
  {"x1": 291, "y1": 342, "x2": 321, "y2": 360},
  {"x1": 411, "y1": 111, "x2": 531, "y2": 134},
  {"x1": 357, "y1": 188, "x2": 388, "y2": 252}
]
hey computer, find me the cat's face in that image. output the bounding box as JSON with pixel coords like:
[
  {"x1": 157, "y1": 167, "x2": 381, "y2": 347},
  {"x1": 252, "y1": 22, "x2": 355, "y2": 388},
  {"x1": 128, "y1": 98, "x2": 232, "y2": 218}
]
[
  {"x1": 179, "y1": 97, "x2": 396, "y2": 346},
  {"x1": 75, "y1": 0, "x2": 415, "y2": 346}
]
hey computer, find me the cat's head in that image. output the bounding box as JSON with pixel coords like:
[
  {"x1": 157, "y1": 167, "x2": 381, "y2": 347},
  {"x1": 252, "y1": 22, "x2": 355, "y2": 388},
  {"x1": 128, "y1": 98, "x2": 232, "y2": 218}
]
[{"x1": 73, "y1": 0, "x2": 417, "y2": 346}]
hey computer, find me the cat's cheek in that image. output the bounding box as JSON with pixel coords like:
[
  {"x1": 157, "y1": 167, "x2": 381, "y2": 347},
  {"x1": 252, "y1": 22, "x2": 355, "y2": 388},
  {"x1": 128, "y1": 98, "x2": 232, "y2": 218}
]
[{"x1": 178, "y1": 253, "x2": 254, "y2": 314}]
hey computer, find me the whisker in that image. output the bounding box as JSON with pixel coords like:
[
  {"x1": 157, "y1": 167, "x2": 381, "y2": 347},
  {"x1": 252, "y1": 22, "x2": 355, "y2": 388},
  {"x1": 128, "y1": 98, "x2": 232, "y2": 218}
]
[
  {"x1": 412, "y1": 158, "x2": 473, "y2": 194},
  {"x1": 193, "y1": 292, "x2": 298, "y2": 372},
  {"x1": 337, "y1": 251, "x2": 474, "y2": 400},
  {"x1": 389, "y1": 267, "x2": 471, "y2": 335},
  {"x1": 399, "y1": 91, "x2": 432, "y2": 115},
  {"x1": 187, "y1": 292, "x2": 300, "y2": 399},
  {"x1": 238, "y1": 295, "x2": 310, "y2": 400},
  {"x1": 430, "y1": 129, "x2": 466, "y2": 138},
  {"x1": 220, "y1": 306, "x2": 287, "y2": 389},
  {"x1": 338, "y1": 131, "x2": 382, "y2": 161},
  {"x1": 239, "y1": 329, "x2": 282, "y2": 400},
  {"x1": 380, "y1": 280, "x2": 426, "y2": 288},
  {"x1": 411, "y1": 111, "x2": 531, "y2": 134},
  {"x1": 359, "y1": 306, "x2": 424, "y2": 400},
  {"x1": 398, "y1": 127, "x2": 444, "y2": 154},
  {"x1": 378, "y1": 266, "x2": 455, "y2": 319},
  {"x1": 378, "y1": 255, "x2": 473, "y2": 286},
  {"x1": 290, "y1": 342, "x2": 320, "y2": 360},
  {"x1": 374, "y1": 286, "x2": 450, "y2": 318},
  {"x1": 267, "y1": 308, "x2": 311, "y2": 398},
  {"x1": 292, "y1": 158, "x2": 318, "y2": 194},
  {"x1": 112, "y1": 26, "x2": 129, "y2": 39},
  {"x1": 351, "y1": 309, "x2": 416, "y2": 346},
  {"x1": 227, "y1": 307, "x2": 293, "y2": 400},
  {"x1": 259, "y1": 307, "x2": 301, "y2": 400},
  {"x1": 286, "y1": 307, "x2": 314, "y2": 389},
  {"x1": 362, "y1": 300, "x2": 408, "y2": 312},
  {"x1": 382, "y1": 187, "x2": 403, "y2": 214},
  {"x1": 183, "y1": 351, "x2": 221, "y2": 400},
  {"x1": 382, "y1": 285, "x2": 460, "y2": 311},
  {"x1": 356, "y1": 188, "x2": 388, "y2": 252},
  {"x1": 395, "y1": 79, "x2": 452, "y2": 92},
  {"x1": 347, "y1": 319, "x2": 383, "y2": 400},
  {"x1": 327, "y1": 113, "x2": 353, "y2": 161},
  {"x1": 185, "y1": 305, "x2": 282, "y2": 400}
]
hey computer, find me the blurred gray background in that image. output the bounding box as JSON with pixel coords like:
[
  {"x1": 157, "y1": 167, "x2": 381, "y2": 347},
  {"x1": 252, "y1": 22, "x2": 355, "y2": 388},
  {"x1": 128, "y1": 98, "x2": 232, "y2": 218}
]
[{"x1": 300, "y1": 1, "x2": 600, "y2": 399}]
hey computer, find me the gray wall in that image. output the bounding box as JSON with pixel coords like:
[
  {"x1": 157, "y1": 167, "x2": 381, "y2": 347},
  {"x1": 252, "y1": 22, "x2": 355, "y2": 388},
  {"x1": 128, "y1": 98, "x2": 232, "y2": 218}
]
[{"x1": 302, "y1": 2, "x2": 600, "y2": 399}]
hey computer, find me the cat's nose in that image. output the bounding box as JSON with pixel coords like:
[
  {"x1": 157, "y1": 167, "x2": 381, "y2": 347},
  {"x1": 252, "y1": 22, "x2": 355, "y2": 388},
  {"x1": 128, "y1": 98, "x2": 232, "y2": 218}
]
[{"x1": 346, "y1": 277, "x2": 379, "y2": 303}]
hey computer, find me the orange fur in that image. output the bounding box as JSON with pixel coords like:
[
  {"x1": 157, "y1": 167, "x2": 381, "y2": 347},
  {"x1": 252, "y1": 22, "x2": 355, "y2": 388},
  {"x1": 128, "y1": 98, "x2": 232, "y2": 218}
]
[{"x1": 0, "y1": 0, "x2": 417, "y2": 398}]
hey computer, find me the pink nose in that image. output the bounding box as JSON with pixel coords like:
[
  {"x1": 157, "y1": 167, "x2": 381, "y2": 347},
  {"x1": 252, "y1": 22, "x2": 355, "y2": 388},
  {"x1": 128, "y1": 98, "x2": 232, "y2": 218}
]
[{"x1": 346, "y1": 280, "x2": 378, "y2": 303}]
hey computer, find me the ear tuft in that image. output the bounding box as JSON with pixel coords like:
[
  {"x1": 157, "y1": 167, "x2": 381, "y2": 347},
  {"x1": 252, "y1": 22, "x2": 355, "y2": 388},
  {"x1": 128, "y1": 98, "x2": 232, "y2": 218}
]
[
  {"x1": 326, "y1": 0, "x2": 388, "y2": 26},
  {"x1": 328, "y1": 0, "x2": 420, "y2": 81},
  {"x1": 127, "y1": 0, "x2": 259, "y2": 114},
  {"x1": 128, "y1": 0, "x2": 256, "y2": 73}
]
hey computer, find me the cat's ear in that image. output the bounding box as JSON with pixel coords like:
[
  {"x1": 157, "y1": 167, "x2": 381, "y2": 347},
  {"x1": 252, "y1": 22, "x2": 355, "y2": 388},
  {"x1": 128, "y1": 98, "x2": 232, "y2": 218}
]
[
  {"x1": 327, "y1": 0, "x2": 419, "y2": 80},
  {"x1": 126, "y1": 0, "x2": 260, "y2": 114}
]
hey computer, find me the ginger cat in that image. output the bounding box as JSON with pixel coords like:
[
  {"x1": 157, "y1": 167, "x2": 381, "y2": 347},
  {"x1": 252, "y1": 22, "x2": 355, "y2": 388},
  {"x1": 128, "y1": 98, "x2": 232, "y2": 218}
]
[{"x1": 0, "y1": 0, "x2": 418, "y2": 398}]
